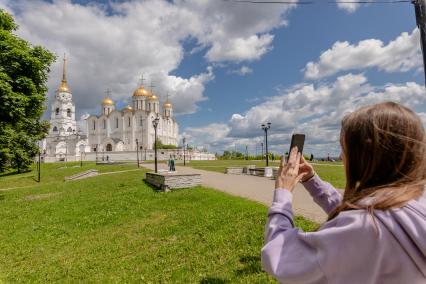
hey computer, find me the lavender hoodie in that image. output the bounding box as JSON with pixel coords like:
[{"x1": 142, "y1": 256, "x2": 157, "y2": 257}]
[{"x1": 261, "y1": 175, "x2": 426, "y2": 284}]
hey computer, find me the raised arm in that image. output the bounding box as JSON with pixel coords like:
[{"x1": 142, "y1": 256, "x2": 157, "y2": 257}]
[
  {"x1": 302, "y1": 175, "x2": 343, "y2": 214},
  {"x1": 262, "y1": 188, "x2": 377, "y2": 284}
]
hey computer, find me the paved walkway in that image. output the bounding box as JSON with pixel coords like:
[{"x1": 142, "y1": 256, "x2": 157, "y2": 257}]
[{"x1": 142, "y1": 163, "x2": 328, "y2": 223}]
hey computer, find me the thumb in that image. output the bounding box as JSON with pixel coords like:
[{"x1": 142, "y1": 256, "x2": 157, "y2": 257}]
[{"x1": 296, "y1": 172, "x2": 307, "y2": 183}]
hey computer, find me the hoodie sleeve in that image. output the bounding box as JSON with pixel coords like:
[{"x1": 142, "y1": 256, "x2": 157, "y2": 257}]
[
  {"x1": 262, "y1": 189, "x2": 378, "y2": 284},
  {"x1": 302, "y1": 175, "x2": 343, "y2": 214}
]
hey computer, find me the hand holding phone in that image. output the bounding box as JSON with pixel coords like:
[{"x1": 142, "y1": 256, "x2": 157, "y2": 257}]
[{"x1": 288, "y1": 134, "x2": 305, "y2": 155}]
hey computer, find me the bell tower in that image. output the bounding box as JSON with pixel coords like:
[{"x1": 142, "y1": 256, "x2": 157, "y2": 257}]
[{"x1": 49, "y1": 54, "x2": 77, "y2": 136}]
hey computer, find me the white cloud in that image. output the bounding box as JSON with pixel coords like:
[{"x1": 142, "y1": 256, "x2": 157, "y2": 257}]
[
  {"x1": 206, "y1": 34, "x2": 274, "y2": 62},
  {"x1": 1, "y1": 0, "x2": 295, "y2": 117},
  {"x1": 185, "y1": 74, "x2": 426, "y2": 156},
  {"x1": 230, "y1": 66, "x2": 253, "y2": 76},
  {"x1": 337, "y1": 2, "x2": 360, "y2": 13},
  {"x1": 304, "y1": 29, "x2": 421, "y2": 80}
]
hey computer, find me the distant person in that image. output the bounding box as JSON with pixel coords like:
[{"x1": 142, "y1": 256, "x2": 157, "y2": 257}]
[
  {"x1": 310, "y1": 153, "x2": 314, "y2": 161},
  {"x1": 168, "y1": 155, "x2": 173, "y2": 172},
  {"x1": 327, "y1": 153, "x2": 330, "y2": 161},
  {"x1": 106, "y1": 155, "x2": 109, "y2": 162},
  {"x1": 262, "y1": 102, "x2": 426, "y2": 283},
  {"x1": 171, "y1": 155, "x2": 176, "y2": 171}
]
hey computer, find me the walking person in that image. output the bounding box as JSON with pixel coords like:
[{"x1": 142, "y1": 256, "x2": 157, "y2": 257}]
[
  {"x1": 262, "y1": 102, "x2": 426, "y2": 283},
  {"x1": 171, "y1": 155, "x2": 176, "y2": 171},
  {"x1": 168, "y1": 155, "x2": 173, "y2": 172}
]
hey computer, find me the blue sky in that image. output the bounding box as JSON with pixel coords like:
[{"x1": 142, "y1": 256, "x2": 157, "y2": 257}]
[{"x1": 1, "y1": 0, "x2": 424, "y2": 156}]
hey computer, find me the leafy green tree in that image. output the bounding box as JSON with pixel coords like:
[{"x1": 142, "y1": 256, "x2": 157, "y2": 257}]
[
  {"x1": 153, "y1": 138, "x2": 177, "y2": 149},
  {"x1": 0, "y1": 10, "x2": 55, "y2": 172}
]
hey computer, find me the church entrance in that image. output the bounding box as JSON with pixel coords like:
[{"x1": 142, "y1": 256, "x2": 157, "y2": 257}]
[{"x1": 106, "y1": 144, "x2": 113, "y2": 152}]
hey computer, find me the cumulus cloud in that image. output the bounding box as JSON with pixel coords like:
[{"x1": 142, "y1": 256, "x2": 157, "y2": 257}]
[
  {"x1": 186, "y1": 73, "x2": 426, "y2": 156},
  {"x1": 304, "y1": 29, "x2": 421, "y2": 80},
  {"x1": 1, "y1": 0, "x2": 295, "y2": 117}
]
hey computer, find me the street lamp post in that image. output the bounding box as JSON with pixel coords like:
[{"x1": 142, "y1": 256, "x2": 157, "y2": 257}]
[
  {"x1": 261, "y1": 142, "x2": 264, "y2": 161},
  {"x1": 152, "y1": 116, "x2": 160, "y2": 173},
  {"x1": 261, "y1": 123, "x2": 271, "y2": 166},
  {"x1": 95, "y1": 144, "x2": 98, "y2": 163},
  {"x1": 136, "y1": 139, "x2": 140, "y2": 168},
  {"x1": 38, "y1": 142, "x2": 41, "y2": 182},
  {"x1": 80, "y1": 151, "x2": 85, "y2": 167},
  {"x1": 413, "y1": 0, "x2": 426, "y2": 87},
  {"x1": 183, "y1": 137, "x2": 186, "y2": 166}
]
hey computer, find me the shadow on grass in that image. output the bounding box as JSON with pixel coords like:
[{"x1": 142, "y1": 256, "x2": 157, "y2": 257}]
[
  {"x1": 0, "y1": 169, "x2": 31, "y2": 178},
  {"x1": 235, "y1": 255, "x2": 262, "y2": 276},
  {"x1": 199, "y1": 277, "x2": 230, "y2": 284},
  {"x1": 142, "y1": 180, "x2": 162, "y2": 192}
]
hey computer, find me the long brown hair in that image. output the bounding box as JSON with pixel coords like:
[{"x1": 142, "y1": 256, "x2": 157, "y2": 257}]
[{"x1": 328, "y1": 102, "x2": 426, "y2": 220}]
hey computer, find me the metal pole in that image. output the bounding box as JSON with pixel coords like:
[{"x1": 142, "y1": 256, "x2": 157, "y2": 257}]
[
  {"x1": 261, "y1": 142, "x2": 264, "y2": 161},
  {"x1": 136, "y1": 139, "x2": 140, "y2": 168},
  {"x1": 80, "y1": 152, "x2": 83, "y2": 167},
  {"x1": 38, "y1": 150, "x2": 41, "y2": 182},
  {"x1": 183, "y1": 137, "x2": 186, "y2": 166},
  {"x1": 265, "y1": 129, "x2": 269, "y2": 167},
  {"x1": 413, "y1": 0, "x2": 426, "y2": 87},
  {"x1": 154, "y1": 127, "x2": 158, "y2": 173},
  {"x1": 246, "y1": 145, "x2": 248, "y2": 160}
]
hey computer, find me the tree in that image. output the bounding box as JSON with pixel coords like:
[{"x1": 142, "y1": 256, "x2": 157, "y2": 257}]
[
  {"x1": 153, "y1": 138, "x2": 177, "y2": 150},
  {"x1": 0, "y1": 10, "x2": 55, "y2": 172}
]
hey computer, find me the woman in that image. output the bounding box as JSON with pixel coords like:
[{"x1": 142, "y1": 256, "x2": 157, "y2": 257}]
[{"x1": 261, "y1": 102, "x2": 426, "y2": 284}]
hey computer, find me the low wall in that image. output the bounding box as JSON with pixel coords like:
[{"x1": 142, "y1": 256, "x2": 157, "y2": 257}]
[
  {"x1": 145, "y1": 172, "x2": 202, "y2": 192},
  {"x1": 225, "y1": 167, "x2": 244, "y2": 175},
  {"x1": 43, "y1": 149, "x2": 216, "y2": 163}
]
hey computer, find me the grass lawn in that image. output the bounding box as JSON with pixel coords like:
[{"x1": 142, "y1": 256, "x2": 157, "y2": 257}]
[
  {"x1": 0, "y1": 164, "x2": 318, "y2": 283},
  {"x1": 185, "y1": 160, "x2": 346, "y2": 189}
]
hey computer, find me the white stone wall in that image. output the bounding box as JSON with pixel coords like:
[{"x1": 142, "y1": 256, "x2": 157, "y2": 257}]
[{"x1": 43, "y1": 149, "x2": 215, "y2": 163}]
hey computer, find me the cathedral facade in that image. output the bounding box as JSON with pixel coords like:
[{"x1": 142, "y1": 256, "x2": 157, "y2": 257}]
[
  {"x1": 86, "y1": 85, "x2": 179, "y2": 153},
  {"x1": 43, "y1": 55, "x2": 188, "y2": 162}
]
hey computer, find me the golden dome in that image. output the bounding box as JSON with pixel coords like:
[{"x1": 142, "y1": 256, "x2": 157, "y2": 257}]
[
  {"x1": 58, "y1": 81, "x2": 71, "y2": 93},
  {"x1": 133, "y1": 86, "x2": 151, "y2": 97},
  {"x1": 148, "y1": 94, "x2": 159, "y2": 101},
  {"x1": 123, "y1": 105, "x2": 133, "y2": 112},
  {"x1": 163, "y1": 101, "x2": 173, "y2": 109},
  {"x1": 102, "y1": 97, "x2": 114, "y2": 106}
]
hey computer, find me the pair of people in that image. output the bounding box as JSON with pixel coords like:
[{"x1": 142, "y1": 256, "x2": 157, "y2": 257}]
[
  {"x1": 168, "y1": 155, "x2": 175, "y2": 172},
  {"x1": 262, "y1": 102, "x2": 426, "y2": 283}
]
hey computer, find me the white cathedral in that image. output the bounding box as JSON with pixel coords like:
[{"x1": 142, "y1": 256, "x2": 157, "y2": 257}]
[{"x1": 43, "y1": 55, "x2": 180, "y2": 162}]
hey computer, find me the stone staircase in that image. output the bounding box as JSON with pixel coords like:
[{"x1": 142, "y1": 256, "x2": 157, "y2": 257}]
[{"x1": 65, "y1": 169, "x2": 99, "y2": 181}]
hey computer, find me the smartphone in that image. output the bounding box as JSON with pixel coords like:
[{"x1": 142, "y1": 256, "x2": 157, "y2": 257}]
[{"x1": 288, "y1": 134, "x2": 305, "y2": 155}]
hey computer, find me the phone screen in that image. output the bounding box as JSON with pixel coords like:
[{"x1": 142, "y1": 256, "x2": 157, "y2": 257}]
[{"x1": 289, "y1": 134, "x2": 305, "y2": 155}]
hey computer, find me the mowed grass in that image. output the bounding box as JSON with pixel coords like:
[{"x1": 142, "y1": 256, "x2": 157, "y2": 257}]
[
  {"x1": 0, "y1": 162, "x2": 139, "y2": 190},
  {"x1": 0, "y1": 164, "x2": 318, "y2": 283},
  {"x1": 185, "y1": 160, "x2": 346, "y2": 189}
]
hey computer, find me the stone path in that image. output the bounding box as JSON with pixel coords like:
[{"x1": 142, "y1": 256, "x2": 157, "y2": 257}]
[{"x1": 142, "y1": 163, "x2": 328, "y2": 223}]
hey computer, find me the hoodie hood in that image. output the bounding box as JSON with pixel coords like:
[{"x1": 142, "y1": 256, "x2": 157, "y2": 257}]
[{"x1": 374, "y1": 191, "x2": 426, "y2": 277}]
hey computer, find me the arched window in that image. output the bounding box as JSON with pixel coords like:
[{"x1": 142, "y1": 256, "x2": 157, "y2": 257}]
[
  {"x1": 67, "y1": 109, "x2": 71, "y2": 117},
  {"x1": 55, "y1": 108, "x2": 60, "y2": 115},
  {"x1": 116, "y1": 118, "x2": 119, "y2": 128},
  {"x1": 67, "y1": 127, "x2": 72, "y2": 132},
  {"x1": 93, "y1": 120, "x2": 96, "y2": 130},
  {"x1": 106, "y1": 144, "x2": 113, "y2": 151},
  {"x1": 53, "y1": 126, "x2": 58, "y2": 132},
  {"x1": 103, "y1": 120, "x2": 106, "y2": 129},
  {"x1": 140, "y1": 117, "x2": 143, "y2": 127},
  {"x1": 128, "y1": 117, "x2": 131, "y2": 127}
]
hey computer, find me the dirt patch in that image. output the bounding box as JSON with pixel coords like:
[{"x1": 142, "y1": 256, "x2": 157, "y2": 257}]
[{"x1": 24, "y1": 192, "x2": 61, "y2": 201}]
